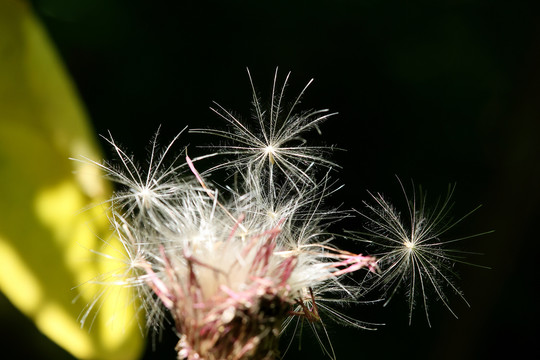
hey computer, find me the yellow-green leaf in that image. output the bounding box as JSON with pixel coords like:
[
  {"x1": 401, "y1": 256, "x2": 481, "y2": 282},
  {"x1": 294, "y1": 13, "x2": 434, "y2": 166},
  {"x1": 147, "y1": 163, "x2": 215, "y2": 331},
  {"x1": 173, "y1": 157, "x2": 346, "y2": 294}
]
[{"x1": 0, "y1": 1, "x2": 143, "y2": 359}]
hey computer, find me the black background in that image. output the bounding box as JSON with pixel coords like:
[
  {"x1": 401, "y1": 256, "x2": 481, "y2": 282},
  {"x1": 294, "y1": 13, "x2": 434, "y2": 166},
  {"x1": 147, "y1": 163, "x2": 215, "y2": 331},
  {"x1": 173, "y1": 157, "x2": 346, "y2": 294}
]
[{"x1": 1, "y1": 0, "x2": 539, "y2": 359}]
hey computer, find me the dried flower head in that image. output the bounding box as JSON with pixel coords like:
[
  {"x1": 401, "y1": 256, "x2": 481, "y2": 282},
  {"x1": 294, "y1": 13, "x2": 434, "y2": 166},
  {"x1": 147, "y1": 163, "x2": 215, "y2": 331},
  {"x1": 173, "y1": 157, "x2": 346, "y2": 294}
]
[
  {"x1": 79, "y1": 70, "x2": 380, "y2": 360},
  {"x1": 78, "y1": 69, "x2": 485, "y2": 359}
]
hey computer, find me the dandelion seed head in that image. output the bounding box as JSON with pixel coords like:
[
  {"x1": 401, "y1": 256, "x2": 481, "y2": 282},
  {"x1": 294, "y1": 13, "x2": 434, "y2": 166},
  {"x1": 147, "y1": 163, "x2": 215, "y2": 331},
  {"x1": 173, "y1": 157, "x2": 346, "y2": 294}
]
[
  {"x1": 76, "y1": 70, "x2": 485, "y2": 359},
  {"x1": 81, "y1": 139, "x2": 375, "y2": 358}
]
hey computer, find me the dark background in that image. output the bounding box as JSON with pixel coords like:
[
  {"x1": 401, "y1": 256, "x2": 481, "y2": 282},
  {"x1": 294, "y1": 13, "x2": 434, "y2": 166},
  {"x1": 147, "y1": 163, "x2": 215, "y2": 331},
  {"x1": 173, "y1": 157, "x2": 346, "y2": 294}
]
[{"x1": 2, "y1": 0, "x2": 539, "y2": 359}]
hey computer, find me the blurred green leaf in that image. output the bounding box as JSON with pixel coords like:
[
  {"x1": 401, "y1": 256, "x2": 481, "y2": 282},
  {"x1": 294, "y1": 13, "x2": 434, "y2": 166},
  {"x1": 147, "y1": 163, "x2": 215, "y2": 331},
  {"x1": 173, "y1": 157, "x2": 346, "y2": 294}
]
[{"x1": 0, "y1": 1, "x2": 143, "y2": 359}]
